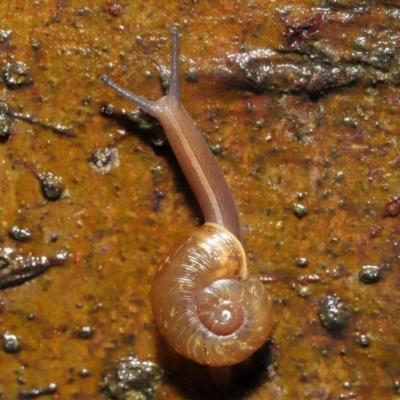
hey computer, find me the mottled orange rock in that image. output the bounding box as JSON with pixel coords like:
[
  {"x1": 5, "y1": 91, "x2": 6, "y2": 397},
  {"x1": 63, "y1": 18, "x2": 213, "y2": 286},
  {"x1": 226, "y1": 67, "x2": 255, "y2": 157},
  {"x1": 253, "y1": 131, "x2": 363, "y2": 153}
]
[{"x1": 0, "y1": 1, "x2": 399, "y2": 399}]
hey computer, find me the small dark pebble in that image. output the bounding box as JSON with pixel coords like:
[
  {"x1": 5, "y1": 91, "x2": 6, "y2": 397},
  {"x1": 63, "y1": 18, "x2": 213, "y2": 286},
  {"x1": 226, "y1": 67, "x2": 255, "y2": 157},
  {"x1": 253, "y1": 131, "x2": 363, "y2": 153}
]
[
  {"x1": 9, "y1": 226, "x2": 31, "y2": 242},
  {"x1": 122, "y1": 333, "x2": 136, "y2": 345},
  {"x1": 2, "y1": 62, "x2": 33, "y2": 89},
  {"x1": 79, "y1": 368, "x2": 90, "y2": 378},
  {"x1": 319, "y1": 295, "x2": 350, "y2": 339},
  {"x1": 91, "y1": 148, "x2": 112, "y2": 168},
  {"x1": 184, "y1": 68, "x2": 199, "y2": 83},
  {"x1": 27, "y1": 312, "x2": 35, "y2": 320},
  {"x1": 90, "y1": 147, "x2": 119, "y2": 174},
  {"x1": 32, "y1": 40, "x2": 41, "y2": 50},
  {"x1": 300, "y1": 373, "x2": 309, "y2": 382},
  {"x1": 298, "y1": 285, "x2": 311, "y2": 298},
  {"x1": 0, "y1": 256, "x2": 10, "y2": 269},
  {"x1": 78, "y1": 326, "x2": 94, "y2": 339},
  {"x1": 332, "y1": 263, "x2": 347, "y2": 278},
  {"x1": 394, "y1": 381, "x2": 400, "y2": 394},
  {"x1": 209, "y1": 143, "x2": 222, "y2": 155},
  {"x1": 339, "y1": 393, "x2": 357, "y2": 400},
  {"x1": 336, "y1": 171, "x2": 344, "y2": 181},
  {"x1": 100, "y1": 104, "x2": 115, "y2": 116},
  {"x1": 355, "y1": 334, "x2": 370, "y2": 348},
  {"x1": 38, "y1": 172, "x2": 64, "y2": 201},
  {"x1": 103, "y1": 355, "x2": 163, "y2": 399},
  {"x1": 0, "y1": 29, "x2": 12, "y2": 45},
  {"x1": 152, "y1": 189, "x2": 165, "y2": 212},
  {"x1": 0, "y1": 102, "x2": 11, "y2": 138},
  {"x1": 2, "y1": 332, "x2": 20, "y2": 353},
  {"x1": 297, "y1": 192, "x2": 306, "y2": 199},
  {"x1": 343, "y1": 382, "x2": 351, "y2": 389},
  {"x1": 358, "y1": 265, "x2": 381, "y2": 284},
  {"x1": 296, "y1": 257, "x2": 309, "y2": 267},
  {"x1": 293, "y1": 203, "x2": 307, "y2": 218}
]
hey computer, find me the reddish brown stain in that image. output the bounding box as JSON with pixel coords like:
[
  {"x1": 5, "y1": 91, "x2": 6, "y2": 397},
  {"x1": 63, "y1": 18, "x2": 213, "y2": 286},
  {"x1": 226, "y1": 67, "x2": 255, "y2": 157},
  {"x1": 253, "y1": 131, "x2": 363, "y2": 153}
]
[
  {"x1": 283, "y1": 13, "x2": 327, "y2": 49},
  {"x1": 383, "y1": 195, "x2": 400, "y2": 217}
]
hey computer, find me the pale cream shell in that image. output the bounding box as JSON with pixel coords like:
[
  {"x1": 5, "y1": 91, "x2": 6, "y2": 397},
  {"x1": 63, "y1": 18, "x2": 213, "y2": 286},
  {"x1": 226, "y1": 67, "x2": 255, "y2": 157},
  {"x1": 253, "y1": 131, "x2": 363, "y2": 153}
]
[{"x1": 150, "y1": 223, "x2": 273, "y2": 367}]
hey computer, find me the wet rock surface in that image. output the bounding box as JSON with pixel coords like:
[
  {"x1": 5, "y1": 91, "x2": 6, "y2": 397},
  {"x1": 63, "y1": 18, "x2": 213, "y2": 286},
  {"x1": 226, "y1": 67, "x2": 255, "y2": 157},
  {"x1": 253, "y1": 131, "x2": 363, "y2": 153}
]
[{"x1": 0, "y1": 2, "x2": 399, "y2": 399}]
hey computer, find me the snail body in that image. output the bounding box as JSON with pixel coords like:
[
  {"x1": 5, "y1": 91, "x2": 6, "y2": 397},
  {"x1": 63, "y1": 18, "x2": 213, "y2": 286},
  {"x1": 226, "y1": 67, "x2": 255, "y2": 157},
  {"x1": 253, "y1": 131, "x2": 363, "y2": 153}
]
[{"x1": 101, "y1": 28, "x2": 273, "y2": 369}]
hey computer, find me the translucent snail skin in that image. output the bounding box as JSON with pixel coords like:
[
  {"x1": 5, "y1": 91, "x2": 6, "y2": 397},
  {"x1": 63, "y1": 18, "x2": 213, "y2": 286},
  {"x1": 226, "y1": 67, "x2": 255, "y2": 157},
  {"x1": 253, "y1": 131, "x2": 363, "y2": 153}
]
[{"x1": 100, "y1": 27, "x2": 273, "y2": 382}]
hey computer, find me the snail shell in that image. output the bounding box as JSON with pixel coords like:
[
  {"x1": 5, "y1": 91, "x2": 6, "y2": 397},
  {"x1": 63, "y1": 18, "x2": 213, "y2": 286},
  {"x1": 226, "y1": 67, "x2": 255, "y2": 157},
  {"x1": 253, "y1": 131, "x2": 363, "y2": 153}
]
[{"x1": 150, "y1": 222, "x2": 273, "y2": 367}]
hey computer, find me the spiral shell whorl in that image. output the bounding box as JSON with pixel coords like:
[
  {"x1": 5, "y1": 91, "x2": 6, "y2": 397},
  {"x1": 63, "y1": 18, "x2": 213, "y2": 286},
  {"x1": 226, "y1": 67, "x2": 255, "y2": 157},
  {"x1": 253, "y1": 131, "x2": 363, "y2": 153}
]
[{"x1": 150, "y1": 223, "x2": 273, "y2": 366}]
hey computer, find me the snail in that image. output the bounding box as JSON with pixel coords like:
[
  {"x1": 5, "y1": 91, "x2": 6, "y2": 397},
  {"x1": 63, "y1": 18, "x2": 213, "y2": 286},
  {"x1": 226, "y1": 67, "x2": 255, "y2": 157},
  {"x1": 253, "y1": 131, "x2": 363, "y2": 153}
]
[{"x1": 100, "y1": 27, "x2": 273, "y2": 378}]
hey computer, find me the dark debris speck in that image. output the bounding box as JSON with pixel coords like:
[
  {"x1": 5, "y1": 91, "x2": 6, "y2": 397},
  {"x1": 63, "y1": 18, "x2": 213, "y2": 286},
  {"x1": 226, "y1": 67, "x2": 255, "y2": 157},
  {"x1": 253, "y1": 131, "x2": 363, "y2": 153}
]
[
  {"x1": 184, "y1": 68, "x2": 199, "y2": 83},
  {"x1": 2, "y1": 332, "x2": 20, "y2": 353},
  {"x1": 90, "y1": 147, "x2": 119, "y2": 175},
  {"x1": 31, "y1": 39, "x2": 41, "y2": 50},
  {"x1": 293, "y1": 203, "x2": 308, "y2": 218},
  {"x1": 18, "y1": 383, "x2": 57, "y2": 398},
  {"x1": 0, "y1": 102, "x2": 11, "y2": 138},
  {"x1": 9, "y1": 226, "x2": 31, "y2": 242},
  {"x1": 0, "y1": 251, "x2": 68, "y2": 290},
  {"x1": 79, "y1": 368, "x2": 90, "y2": 378},
  {"x1": 358, "y1": 265, "x2": 381, "y2": 284},
  {"x1": 100, "y1": 104, "x2": 115, "y2": 116},
  {"x1": 50, "y1": 233, "x2": 59, "y2": 242},
  {"x1": 296, "y1": 257, "x2": 309, "y2": 267},
  {"x1": 103, "y1": 355, "x2": 163, "y2": 400},
  {"x1": 77, "y1": 326, "x2": 94, "y2": 339},
  {"x1": 355, "y1": 334, "x2": 370, "y2": 348},
  {"x1": 91, "y1": 147, "x2": 112, "y2": 167},
  {"x1": 296, "y1": 192, "x2": 306, "y2": 199},
  {"x1": 0, "y1": 256, "x2": 10, "y2": 269},
  {"x1": 209, "y1": 143, "x2": 222, "y2": 155},
  {"x1": 319, "y1": 295, "x2": 350, "y2": 339},
  {"x1": 2, "y1": 62, "x2": 33, "y2": 89},
  {"x1": 298, "y1": 285, "x2": 311, "y2": 298},
  {"x1": 152, "y1": 189, "x2": 165, "y2": 212},
  {"x1": 38, "y1": 172, "x2": 64, "y2": 201},
  {"x1": 0, "y1": 29, "x2": 12, "y2": 45}
]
